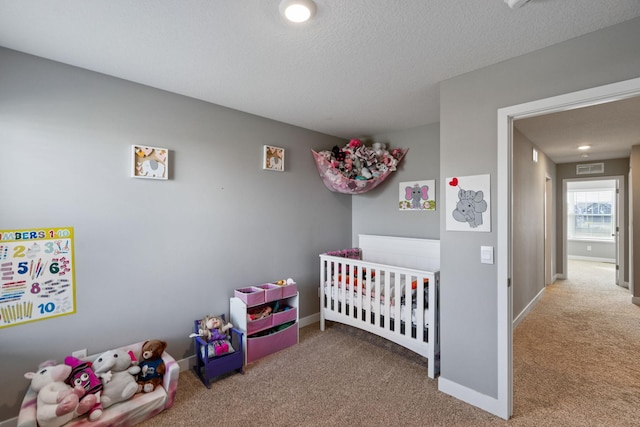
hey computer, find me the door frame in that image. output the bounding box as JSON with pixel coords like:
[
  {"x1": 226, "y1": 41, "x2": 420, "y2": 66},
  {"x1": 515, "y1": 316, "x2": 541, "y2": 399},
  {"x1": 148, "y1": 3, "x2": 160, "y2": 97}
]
[
  {"x1": 497, "y1": 76, "x2": 640, "y2": 419},
  {"x1": 562, "y1": 177, "x2": 624, "y2": 286}
]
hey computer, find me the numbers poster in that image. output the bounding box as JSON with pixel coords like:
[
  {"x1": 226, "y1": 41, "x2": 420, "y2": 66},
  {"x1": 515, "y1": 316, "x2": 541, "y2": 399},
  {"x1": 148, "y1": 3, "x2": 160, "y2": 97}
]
[{"x1": 0, "y1": 227, "x2": 75, "y2": 328}]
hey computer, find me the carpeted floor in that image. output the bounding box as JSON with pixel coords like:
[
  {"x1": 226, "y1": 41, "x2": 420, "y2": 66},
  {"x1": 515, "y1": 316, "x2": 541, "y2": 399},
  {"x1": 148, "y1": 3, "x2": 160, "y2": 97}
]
[{"x1": 141, "y1": 260, "x2": 640, "y2": 426}]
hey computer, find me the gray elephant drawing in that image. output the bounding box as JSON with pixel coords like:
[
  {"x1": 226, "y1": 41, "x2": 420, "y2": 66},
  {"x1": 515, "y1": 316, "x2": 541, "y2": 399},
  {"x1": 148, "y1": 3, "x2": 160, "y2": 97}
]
[
  {"x1": 405, "y1": 184, "x2": 429, "y2": 209},
  {"x1": 140, "y1": 159, "x2": 165, "y2": 178},
  {"x1": 452, "y1": 189, "x2": 487, "y2": 228}
]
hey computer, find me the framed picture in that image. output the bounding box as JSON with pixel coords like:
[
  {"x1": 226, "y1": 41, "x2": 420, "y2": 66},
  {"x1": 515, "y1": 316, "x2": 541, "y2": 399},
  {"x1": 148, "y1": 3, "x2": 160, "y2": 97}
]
[
  {"x1": 131, "y1": 145, "x2": 169, "y2": 180},
  {"x1": 263, "y1": 145, "x2": 285, "y2": 172},
  {"x1": 445, "y1": 174, "x2": 491, "y2": 232},
  {"x1": 399, "y1": 180, "x2": 436, "y2": 211}
]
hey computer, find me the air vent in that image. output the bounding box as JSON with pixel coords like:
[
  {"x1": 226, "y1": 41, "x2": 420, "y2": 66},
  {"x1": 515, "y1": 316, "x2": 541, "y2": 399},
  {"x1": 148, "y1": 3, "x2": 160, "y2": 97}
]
[{"x1": 576, "y1": 163, "x2": 604, "y2": 175}]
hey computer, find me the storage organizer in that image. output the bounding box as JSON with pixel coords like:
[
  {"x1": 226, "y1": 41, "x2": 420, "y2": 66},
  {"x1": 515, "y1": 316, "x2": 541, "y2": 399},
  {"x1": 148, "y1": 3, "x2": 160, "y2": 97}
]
[{"x1": 230, "y1": 283, "x2": 299, "y2": 364}]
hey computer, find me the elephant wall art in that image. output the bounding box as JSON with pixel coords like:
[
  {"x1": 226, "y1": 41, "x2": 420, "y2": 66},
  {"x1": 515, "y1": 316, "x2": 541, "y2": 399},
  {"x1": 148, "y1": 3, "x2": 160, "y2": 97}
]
[
  {"x1": 131, "y1": 145, "x2": 169, "y2": 180},
  {"x1": 445, "y1": 174, "x2": 491, "y2": 232},
  {"x1": 399, "y1": 180, "x2": 436, "y2": 211}
]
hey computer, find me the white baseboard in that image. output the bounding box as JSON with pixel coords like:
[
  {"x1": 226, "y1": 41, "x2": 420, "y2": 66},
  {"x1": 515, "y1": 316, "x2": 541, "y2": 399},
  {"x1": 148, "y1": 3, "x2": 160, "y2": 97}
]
[
  {"x1": 513, "y1": 287, "x2": 545, "y2": 329},
  {"x1": 568, "y1": 255, "x2": 616, "y2": 263},
  {"x1": 0, "y1": 417, "x2": 16, "y2": 427},
  {"x1": 438, "y1": 376, "x2": 507, "y2": 420},
  {"x1": 299, "y1": 312, "x2": 319, "y2": 328},
  {"x1": 632, "y1": 296, "x2": 640, "y2": 305}
]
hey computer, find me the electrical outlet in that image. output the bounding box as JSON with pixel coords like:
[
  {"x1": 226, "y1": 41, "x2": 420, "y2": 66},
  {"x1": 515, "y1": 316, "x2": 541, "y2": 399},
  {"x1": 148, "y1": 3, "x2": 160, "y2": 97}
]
[{"x1": 72, "y1": 349, "x2": 87, "y2": 359}]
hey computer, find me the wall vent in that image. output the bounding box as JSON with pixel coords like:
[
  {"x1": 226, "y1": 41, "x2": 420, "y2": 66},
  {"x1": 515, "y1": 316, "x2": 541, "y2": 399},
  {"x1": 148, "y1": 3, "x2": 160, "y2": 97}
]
[{"x1": 576, "y1": 163, "x2": 604, "y2": 175}]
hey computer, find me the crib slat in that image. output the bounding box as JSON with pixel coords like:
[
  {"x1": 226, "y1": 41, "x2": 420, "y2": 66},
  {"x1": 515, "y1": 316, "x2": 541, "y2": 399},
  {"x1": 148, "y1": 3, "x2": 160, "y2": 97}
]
[{"x1": 416, "y1": 273, "x2": 425, "y2": 343}]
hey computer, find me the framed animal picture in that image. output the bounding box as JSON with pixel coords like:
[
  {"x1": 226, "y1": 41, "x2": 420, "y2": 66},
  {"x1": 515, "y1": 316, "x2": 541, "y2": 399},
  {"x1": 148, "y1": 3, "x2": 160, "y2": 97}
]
[
  {"x1": 263, "y1": 145, "x2": 285, "y2": 172},
  {"x1": 399, "y1": 180, "x2": 436, "y2": 211},
  {"x1": 445, "y1": 174, "x2": 491, "y2": 232},
  {"x1": 131, "y1": 145, "x2": 169, "y2": 180}
]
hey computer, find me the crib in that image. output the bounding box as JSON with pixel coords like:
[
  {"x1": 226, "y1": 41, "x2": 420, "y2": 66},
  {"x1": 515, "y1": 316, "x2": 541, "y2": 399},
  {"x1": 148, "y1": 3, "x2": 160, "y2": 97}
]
[{"x1": 319, "y1": 234, "x2": 440, "y2": 378}]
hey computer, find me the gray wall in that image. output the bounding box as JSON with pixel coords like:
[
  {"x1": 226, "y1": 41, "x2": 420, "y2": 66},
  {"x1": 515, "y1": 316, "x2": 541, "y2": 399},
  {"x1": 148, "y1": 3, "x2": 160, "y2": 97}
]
[
  {"x1": 351, "y1": 123, "x2": 440, "y2": 242},
  {"x1": 512, "y1": 129, "x2": 556, "y2": 320},
  {"x1": 631, "y1": 145, "x2": 640, "y2": 299},
  {"x1": 556, "y1": 159, "x2": 630, "y2": 281},
  {"x1": 567, "y1": 240, "x2": 616, "y2": 260},
  {"x1": 439, "y1": 17, "x2": 640, "y2": 400},
  {"x1": 0, "y1": 47, "x2": 351, "y2": 420}
]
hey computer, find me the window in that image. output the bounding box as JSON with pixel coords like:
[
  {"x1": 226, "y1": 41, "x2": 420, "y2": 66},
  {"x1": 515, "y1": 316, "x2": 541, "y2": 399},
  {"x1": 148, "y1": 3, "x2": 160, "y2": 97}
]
[{"x1": 567, "y1": 188, "x2": 615, "y2": 240}]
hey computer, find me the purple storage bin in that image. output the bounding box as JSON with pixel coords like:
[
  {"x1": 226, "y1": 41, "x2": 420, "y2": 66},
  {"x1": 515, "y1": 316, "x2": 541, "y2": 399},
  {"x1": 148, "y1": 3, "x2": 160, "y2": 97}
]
[
  {"x1": 273, "y1": 307, "x2": 297, "y2": 325},
  {"x1": 257, "y1": 283, "x2": 283, "y2": 302},
  {"x1": 234, "y1": 286, "x2": 265, "y2": 306},
  {"x1": 246, "y1": 315, "x2": 273, "y2": 335},
  {"x1": 282, "y1": 283, "x2": 298, "y2": 298},
  {"x1": 246, "y1": 323, "x2": 298, "y2": 364}
]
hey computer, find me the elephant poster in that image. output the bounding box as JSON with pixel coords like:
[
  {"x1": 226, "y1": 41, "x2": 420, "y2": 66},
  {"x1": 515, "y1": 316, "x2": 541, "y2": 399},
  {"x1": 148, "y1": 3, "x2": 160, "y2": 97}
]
[
  {"x1": 399, "y1": 180, "x2": 436, "y2": 211},
  {"x1": 131, "y1": 145, "x2": 169, "y2": 180},
  {"x1": 445, "y1": 174, "x2": 491, "y2": 232}
]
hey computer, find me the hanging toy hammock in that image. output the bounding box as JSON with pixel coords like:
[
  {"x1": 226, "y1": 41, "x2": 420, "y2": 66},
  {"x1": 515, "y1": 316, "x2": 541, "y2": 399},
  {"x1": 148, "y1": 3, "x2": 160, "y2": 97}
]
[{"x1": 312, "y1": 139, "x2": 407, "y2": 195}]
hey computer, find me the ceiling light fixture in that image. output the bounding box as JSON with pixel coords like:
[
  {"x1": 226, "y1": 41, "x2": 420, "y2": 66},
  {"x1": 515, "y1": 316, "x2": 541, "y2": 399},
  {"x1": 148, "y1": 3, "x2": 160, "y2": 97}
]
[
  {"x1": 504, "y1": 0, "x2": 532, "y2": 9},
  {"x1": 280, "y1": 0, "x2": 316, "y2": 23},
  {"x1": 578, "y1": 145, "x2": 591, "y2": 150}
]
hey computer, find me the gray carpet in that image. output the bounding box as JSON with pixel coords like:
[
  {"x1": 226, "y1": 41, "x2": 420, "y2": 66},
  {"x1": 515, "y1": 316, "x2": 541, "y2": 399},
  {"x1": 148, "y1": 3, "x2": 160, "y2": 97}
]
[{"x1": 141, "y1": 260, "x2": 640, "y2": 426}]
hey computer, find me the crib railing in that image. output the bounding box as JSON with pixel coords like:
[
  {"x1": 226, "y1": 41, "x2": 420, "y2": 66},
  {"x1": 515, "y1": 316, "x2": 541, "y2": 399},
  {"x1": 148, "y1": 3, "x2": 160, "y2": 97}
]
[{"x1": 319, "y1": 253, "x2": 440, "y2": 378}]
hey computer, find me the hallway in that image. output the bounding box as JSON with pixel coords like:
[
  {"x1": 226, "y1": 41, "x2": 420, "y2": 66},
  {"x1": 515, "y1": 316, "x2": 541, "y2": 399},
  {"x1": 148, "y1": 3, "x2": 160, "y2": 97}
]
[{"x1": 512, "y1": 259, "x2": 640, "y2": 425}]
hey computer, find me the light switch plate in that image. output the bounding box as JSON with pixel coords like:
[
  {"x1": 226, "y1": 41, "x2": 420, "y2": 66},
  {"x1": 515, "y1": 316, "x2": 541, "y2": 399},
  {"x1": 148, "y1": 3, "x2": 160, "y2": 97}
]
[{"x1": 481, "y1": 246, "x2": 494, "y2": 264}]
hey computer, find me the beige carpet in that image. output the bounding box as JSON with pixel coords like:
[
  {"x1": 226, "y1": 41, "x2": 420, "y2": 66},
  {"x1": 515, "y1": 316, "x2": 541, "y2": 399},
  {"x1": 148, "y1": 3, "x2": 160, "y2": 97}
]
[{"x1": 141, "y1": 260, "x2": 640, "y2": 426}]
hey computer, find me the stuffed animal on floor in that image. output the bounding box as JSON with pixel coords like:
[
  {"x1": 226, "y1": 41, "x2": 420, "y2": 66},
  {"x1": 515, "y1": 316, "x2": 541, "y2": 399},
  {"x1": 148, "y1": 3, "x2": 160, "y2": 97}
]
[
  {"x1": 64, "y1": 356, "x2": 104, "y2": 421},
  {"x1": 24, "y1": 362, "x2": 96, "y2": 427},
  {"x1": 136, "y1": 340, "x2": 167, "y2": 393},
  {"x1": 92, "y1": 348, "x2": 141, "y2": 408}
]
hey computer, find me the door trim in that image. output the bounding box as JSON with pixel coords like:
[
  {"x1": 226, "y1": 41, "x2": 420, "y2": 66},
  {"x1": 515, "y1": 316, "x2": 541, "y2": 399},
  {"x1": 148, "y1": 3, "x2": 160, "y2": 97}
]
[{"x1": 497, "y1": 76, "x2": 640, "y2": 419}]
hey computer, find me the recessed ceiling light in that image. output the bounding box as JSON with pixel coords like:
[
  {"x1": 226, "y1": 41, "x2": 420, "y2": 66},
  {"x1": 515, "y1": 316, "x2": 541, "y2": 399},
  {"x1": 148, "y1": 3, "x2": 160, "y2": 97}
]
[
  {"x1": 581, "y1": 154, "x2": 589, "y2": 158},
  {"x1": 280, "y1": 0, "x2": 316, "y2": 23},
  {"x1": 578, "y1": 145, "x2": 591, "y2": 150}
]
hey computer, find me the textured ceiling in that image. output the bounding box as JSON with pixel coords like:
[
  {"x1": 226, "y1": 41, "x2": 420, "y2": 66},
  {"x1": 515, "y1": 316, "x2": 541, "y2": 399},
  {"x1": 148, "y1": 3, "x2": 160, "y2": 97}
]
[{"x1": 1, "y1": 0, "x2": 640, "y2": 160}]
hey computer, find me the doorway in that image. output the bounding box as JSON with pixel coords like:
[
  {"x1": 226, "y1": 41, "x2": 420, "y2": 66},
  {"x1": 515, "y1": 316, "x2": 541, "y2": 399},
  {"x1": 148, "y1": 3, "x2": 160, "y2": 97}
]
[
  {"x1": 564, "y1": 178, "x2": 624, "y2": 288},
  {"x1": 496, "y1": 76, "x2": 640, "y2": 419}
]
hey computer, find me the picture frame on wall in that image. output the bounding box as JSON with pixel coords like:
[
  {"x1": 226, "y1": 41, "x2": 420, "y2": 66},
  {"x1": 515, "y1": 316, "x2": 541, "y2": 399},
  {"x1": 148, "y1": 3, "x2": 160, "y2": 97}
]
[
  {"x1": 399, "y1": 180, "x2": 436, "y2": 211},
  {"x1": 445, "y1": 174, "x2": 491, "y2": 232},
  {"x1": 263, "y1": 145, "x2": 285, "y2": 172},
  {"x1": 131, "y1": 145, "x2": 169, "y2": 180}
]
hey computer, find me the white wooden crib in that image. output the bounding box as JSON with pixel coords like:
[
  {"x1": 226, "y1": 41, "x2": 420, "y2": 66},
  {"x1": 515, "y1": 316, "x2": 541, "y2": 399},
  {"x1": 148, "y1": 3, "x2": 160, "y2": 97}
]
[{"x1": 319, "y1": 234, "x2": 440, "y2": 378}]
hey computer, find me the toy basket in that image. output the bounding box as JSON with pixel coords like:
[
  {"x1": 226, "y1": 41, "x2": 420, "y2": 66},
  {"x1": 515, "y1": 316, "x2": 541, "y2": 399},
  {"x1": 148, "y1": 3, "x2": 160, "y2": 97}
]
[{"x1": 312, "y1": 149, "x2": 407, "y2": 194}]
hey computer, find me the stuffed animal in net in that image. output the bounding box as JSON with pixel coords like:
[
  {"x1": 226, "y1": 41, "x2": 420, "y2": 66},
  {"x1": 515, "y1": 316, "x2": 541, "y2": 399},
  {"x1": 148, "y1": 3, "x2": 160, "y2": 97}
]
[
  {"x1": 136, "y1": 339, "x2": 167, "y2": 393},
  {"x1": 92, "y1": 348, "x2": 141, "y2": 408},
  {"x1": 24, "y1": 361, "x2": 97, "y2": 427},
  {"x1": 64, "y1": 356, "x2": 104, "y2": 421}
]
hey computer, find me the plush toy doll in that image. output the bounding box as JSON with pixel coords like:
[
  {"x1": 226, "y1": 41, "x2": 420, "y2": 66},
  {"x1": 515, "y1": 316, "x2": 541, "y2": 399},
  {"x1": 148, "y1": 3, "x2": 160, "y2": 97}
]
[
  {"x1": 92, "y1": 348, "x2": 141, "y2": 408},
  {"x1": 136, "y1": 339, "x2": 167, "y2": 393},
  {"x1": 193, "y1": 315, "x2": 234, "y2": 355},
  {"x1": 196, "y1": 315, "x2": 233, "y2": 342},
  {"x1": 24, "y1": 362, "x2": 96, "y2": 427},
  {"x1": 64, "y1": 356, "x2": 104, "y2": 421}
]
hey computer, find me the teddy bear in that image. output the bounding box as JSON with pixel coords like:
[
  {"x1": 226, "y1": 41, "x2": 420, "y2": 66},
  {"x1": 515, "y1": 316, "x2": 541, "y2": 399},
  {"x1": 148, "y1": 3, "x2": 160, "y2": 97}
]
[
  {"x1": 24, "y1": 362, "x2": 96, "y2": 427},
  {"x1": 136, "y1": 340, "x2": 167, "y2": 393},
  {"x1": 64, "y1": 355, "x2": 104, "y2": 421},
  {"x1": 92, "y1": 348, "x2": 141, "y2": 408}
]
